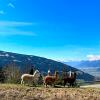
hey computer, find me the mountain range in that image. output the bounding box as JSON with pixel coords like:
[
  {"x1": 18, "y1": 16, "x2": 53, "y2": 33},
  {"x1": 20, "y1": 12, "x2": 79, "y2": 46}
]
[
  {"x1": 0, "y1": 50, "x2": 94, "y2": 81},
  {"x1": 64, "y1": 60, "x2": 100, "y2": 77}
]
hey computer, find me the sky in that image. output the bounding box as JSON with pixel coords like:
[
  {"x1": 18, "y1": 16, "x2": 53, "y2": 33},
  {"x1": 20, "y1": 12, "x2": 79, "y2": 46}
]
[{"x1": 0, "y1": 0, "x2": 100, "y2": 61}]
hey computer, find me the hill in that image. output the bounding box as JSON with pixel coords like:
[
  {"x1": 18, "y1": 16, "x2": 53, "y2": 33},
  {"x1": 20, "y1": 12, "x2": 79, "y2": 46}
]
[{"x1": 0, "y1": 50, "x2": 94, "y2": 81}]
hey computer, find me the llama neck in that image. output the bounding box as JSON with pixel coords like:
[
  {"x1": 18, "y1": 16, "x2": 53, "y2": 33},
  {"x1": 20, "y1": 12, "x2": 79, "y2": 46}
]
[
  {"x1": 69, "y1": 71, "x2": 71, "y2": 77},
  {"x1": 33, "y1": 72, "x2": 36, "y2": 76},
  {"x1": 54, "y1": 73, "x2": 58, "y2": 79}
]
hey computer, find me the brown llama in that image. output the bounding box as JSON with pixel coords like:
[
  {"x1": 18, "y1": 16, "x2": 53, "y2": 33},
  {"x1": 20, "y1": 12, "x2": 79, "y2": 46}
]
[
  {"x1": 63, "y1": 71, "x2": 77, "y2": 87},
  {"x1": 44, "y1": 71, "x2": 58, "y2": 87}
]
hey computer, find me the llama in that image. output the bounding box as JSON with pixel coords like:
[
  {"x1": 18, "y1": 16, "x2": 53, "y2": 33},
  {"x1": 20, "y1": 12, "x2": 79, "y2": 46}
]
[
  {"x1": 21, "y1": 70, "x2": 40, "y2": 86},
  {"x1": 44, "y1": 71, "x2": 58, "y2": 87},
  {"x1": 63, "y1": 71, "x2": 77, "y2": 87}
]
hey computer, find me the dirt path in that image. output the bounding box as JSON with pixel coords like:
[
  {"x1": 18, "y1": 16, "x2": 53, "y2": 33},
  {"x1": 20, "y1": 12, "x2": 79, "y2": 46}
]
[{"x1": 81, "y1": 84, "x2": 100, "y2": 88}]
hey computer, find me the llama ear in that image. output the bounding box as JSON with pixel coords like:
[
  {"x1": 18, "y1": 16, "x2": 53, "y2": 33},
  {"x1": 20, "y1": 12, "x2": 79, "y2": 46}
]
[{"x1": 36, "y1": 70, "x2": 38, "y2": 72}]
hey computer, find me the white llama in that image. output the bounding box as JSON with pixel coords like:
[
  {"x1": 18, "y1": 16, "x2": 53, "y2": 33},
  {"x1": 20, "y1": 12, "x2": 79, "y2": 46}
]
[{"x1": 21, "y1": 70, "x2": 40, "y2": 85}]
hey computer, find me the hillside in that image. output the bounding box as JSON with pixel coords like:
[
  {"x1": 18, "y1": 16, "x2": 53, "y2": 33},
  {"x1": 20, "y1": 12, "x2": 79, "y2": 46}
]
[
  {"x1": 0, "y1": 50, "x2": 94, "y2": 81},
  {"x1": 0, "y1": 84, "x2": 100, "y2": 100}
]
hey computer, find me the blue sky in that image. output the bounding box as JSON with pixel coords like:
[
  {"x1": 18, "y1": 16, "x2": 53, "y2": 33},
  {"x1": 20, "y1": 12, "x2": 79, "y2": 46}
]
[{"x1": 0, "y1": 0, "x2": 100, "y2": 61}]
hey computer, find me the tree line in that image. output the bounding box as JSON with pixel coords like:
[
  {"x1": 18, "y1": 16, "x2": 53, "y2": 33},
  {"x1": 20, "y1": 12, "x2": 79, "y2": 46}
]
[{"x1": 0, "y1": 62, "x2": 35, "y2": 84}]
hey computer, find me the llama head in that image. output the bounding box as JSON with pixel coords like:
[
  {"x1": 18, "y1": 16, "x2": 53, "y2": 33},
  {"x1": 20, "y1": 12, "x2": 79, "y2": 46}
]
[
  {"x1": 34, "y1": 70, "x2": 40, "y2": 78},
  {"x1": 48, "y1": 70, "x2": 50, "y2": 73}
]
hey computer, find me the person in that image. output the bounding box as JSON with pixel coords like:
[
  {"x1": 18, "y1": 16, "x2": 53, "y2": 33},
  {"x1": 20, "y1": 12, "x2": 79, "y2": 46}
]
[{"x1": 29, "y1": 65, "x2": 34, "y2": 75}]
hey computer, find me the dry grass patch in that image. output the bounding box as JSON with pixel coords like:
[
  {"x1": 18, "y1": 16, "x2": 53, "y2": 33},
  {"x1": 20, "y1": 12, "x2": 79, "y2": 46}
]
[{"x1": 0, "y1": 84, "x2": 100, "y2": 100}]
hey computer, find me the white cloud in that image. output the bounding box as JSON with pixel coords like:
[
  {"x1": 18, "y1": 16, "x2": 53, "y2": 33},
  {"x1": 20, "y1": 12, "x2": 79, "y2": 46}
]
[
  {"x1": 8, "y1": 3, "x2": 15, "y2": 8},
  {"x1": 0, "y1": 21, "x2": 36, "y2": 36},
  {"x1": 0, "y1": 29, "x2": 35, "y2": 36},
  {"x1": 0, "y1": 21, "x2": 33, "y2": 26},
  {"x1": 0, "y1": 10, "x2": 5, "y2": 15},
  {"x1": 87, "y1": 54, "x2": 100, "y2": 61}
]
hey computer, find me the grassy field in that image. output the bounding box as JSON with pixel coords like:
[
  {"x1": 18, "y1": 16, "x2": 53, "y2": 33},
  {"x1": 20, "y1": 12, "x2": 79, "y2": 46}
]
[{"x1": 0, "y1": 84, "x2": 100, "y2": 100}]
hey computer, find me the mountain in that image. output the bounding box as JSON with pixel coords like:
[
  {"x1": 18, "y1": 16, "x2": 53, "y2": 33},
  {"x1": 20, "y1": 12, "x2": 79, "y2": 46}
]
[
  {"x1": 76, "y1": 60, "x2": 100, "y2": 68},
  {"x1": 64, "y1": 60, "x2": 100, "y2": 77},
  {"x1": 0, "y1": 50, "x2": 94, "y2": 81},
  {"x1": 63, "y1": 61, "x2": 81, "y2": 67}
]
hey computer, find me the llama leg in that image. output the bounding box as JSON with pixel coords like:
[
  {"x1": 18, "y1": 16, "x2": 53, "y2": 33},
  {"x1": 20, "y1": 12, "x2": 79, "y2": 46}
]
[
  {"x1": 63, "y1": 80, "x2": 66, "y2": 87},
  {"x1": 68, "y1": 82, "x2": 71, "y2": 87},
  {"x1": 21, "y1": 79, "x2": 23, "y2": 84},
  {"x1": 43, "y1": 81, "x2": 45, "y2": 86},
  {"x1": 69, "y1": 82, "x2": 71, "y2": 87},
  {"x1": 33, "y1": 81, "x2": 37, "y2": 87},
  {"x1": 45, "y1": 83, "x2": 47, "y2": 88},
  {"x1": 21, "y1": 79, "x2": 25, "y2": 85},
  {"x1": 53, "y1": 83, "x2": 55, "y2": 87},
  {"x1": 43, "y1": 81, "x2": 47, "y2": 87},
  {"x1": 70, "y1": 83, "x2": 72, "y2": 87},
  {"x1": 53, "y1": 81, "x2": 56, "y2": 87}
]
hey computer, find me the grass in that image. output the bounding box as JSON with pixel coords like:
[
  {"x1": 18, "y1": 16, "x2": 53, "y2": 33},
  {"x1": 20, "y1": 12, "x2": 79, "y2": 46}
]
[{"x1": 0, "y1": 83, "x2": 100, "y2": 100}]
